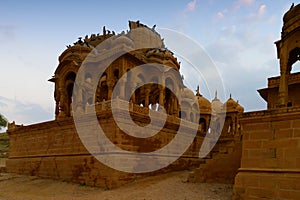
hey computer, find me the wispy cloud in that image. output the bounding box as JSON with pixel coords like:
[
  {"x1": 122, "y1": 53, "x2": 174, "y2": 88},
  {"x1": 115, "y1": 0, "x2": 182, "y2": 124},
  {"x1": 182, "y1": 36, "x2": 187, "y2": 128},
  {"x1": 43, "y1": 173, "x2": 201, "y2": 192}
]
[
  {"x1": 234, "y1": 0, "x2": 255, "y2": 10},
  {"x1": 185, "y1": 0, "x2": 197, "y2": 12},
  {"x1": 217, "y1": 12, "x2": 225, "y2": 20},
  {"x1": 258, "y1": 4, "x2": 266, "y2": 16},
  {"x1": 0, "y1": 96, "x2": 53, "y2": 125}
]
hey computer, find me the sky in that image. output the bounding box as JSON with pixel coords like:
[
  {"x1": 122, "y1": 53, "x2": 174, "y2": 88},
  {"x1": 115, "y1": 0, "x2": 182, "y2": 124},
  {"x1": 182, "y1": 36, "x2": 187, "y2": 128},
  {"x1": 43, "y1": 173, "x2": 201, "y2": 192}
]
[{"x1": 0, "y1": 0, "x2": 299, "y2": 126}]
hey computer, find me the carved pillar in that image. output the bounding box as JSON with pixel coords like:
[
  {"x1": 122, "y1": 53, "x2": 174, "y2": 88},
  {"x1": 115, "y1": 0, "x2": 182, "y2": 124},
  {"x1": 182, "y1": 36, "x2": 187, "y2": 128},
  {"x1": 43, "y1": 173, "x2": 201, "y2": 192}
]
[
  {"x1": 173, "y1": 98, "x2": 178, "y2": 115},
  {"x1": 278, "y1": 57, "x2": 288, "y2": 107},
  {"x1": 75, "y1": 83, "x2": 84, "y2": 114},
  {"x1": 58, "y1": 88, "x2": 66, "y2": 118},
  {"x1": 55, "y1": 101, "x2": 59, "y2": 118},
  {"x1": 206, "y1": 116, "x2": 210, "y2": 133},
  {"x1": 107, "y1": 80, "x2": 114, "y2": 100},
  {"x1": 145, "y1": 86, "x2": 151, "y2": 107},
  {"x1": 54, "y1": 86, "x2": 60, "y2": 119},
  {"x1": 118, "y1": 79, "x2": 125, "y2": 99},
  {"x1": 186, "y1": 108, "x2": 190, "y2": 121},
  {"x1": 159, "y1": 86, "x2": 164, "y2": 106},
  {"x1": 129, "y1": 82, "x2": 136, "y2": 103}
]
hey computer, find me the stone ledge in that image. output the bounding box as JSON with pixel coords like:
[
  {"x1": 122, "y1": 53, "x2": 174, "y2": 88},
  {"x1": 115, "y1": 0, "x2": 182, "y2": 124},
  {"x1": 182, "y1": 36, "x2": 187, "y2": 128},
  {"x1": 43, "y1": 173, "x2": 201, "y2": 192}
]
[{"x1": 238, "y1": 167, "x2": 300, "y2": 174}]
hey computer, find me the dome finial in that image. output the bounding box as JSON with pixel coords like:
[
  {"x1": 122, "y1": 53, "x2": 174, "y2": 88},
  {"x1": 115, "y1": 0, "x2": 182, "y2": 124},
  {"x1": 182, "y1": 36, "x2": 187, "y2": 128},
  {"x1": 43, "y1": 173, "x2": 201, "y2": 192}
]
[
  {"x1": 230, "y1": 93, "x2": 232, "y2": 99},
  {"x1": 215, "y1": 90, "x2": 218, "y2": 99},
  {"x1": 196, "y1": 85, "x2": 201, "y2": 96}
]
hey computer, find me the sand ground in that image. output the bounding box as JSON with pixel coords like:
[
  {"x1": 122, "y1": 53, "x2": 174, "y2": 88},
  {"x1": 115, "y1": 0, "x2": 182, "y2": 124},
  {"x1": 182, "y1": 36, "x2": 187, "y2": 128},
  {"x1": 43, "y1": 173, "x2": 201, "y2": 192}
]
[{"x1": 0, "y1": 171, "x2": 232, "y2": 200}]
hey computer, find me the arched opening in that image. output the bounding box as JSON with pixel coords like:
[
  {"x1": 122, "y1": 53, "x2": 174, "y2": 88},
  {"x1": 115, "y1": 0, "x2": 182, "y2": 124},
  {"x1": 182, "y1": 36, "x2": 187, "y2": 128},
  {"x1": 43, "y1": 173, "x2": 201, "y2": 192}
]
[
  {"x1": 114, "y1": 69, "x2": 119, "y2": 80},
  {"x1": 290, "y1": 61, "x2": 300, "y2": 74},
  {"x1": 179, "y1": 111, "x2": 186, "y2": 119},
  {"x1": 190, "y1": 112, "x2": 194, "y2": 122},
  {"x1": 65, "y1": 71, "x2": 76, "y2": 117},
  {"x1": 225, "y1": 116, "x2": 233, "y2": 134},
  {"x1": 96, "y1": 73, "x2": 108, "y2": 102},
  {"x1": 133, "y1": 74, "x2": 146, "y2": 106},
  {"x1": 87, "y1": 97, "x2": 93, "y2": 105},
  {"x1": 288, "y1": 47, "x2": 300, "y2": 74},
  {"x1": 149, "y1": 77, "x2": 159, "y2": 106},
  {"x1": 199, "y1": 118, "x2": 206, "y2": 132},
  {"x1": 165, "y1": 77, "x2": 175, "y2": 115}
]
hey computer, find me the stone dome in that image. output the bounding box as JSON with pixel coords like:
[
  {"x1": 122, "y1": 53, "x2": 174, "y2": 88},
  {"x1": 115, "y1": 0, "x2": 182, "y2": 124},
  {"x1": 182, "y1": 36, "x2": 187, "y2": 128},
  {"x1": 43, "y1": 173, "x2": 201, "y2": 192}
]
[
  {"x1": 111, "y1": 35, "x2": 134, "y2": 48},
  {"x1": 283, "y1": 3, "x2": 300, "y2": 23},
  {"x1": 128, "y1": 21, "x2": 163, "y2": 49},
  {"x1": 182, "y1": 87, "x2": 195, "y2": 100},
  {"x1": 282, "y1": 3, "x2": 300, "y2": 36},
  {"x1": 196, "y1": 95, "x2": 211, "y2": 115},
  {"x1": 146, "y1": 48, "x2": 180, "y2": 70},
  {"x1": 236, "y1": 101, "x2": 244, "y2": 113},
  {"x1": 223, "y1": 95, "x2": 238, "y2": 112},
  {"x1": 197, "y1": 95, "x2": 211, "y2": 109},
  {"x1": 211, "y1": 92, "x2": 223, "y2": 114},
  {"x1": 223, "y1": 95, "x2": 244, "y2": 113}
]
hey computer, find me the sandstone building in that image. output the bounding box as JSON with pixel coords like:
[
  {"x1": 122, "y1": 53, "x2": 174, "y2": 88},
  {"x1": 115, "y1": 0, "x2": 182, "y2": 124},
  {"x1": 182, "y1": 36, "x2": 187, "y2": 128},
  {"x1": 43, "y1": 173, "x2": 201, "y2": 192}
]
[
  {"x1": 233, "y1": 4, "x2": 300, "y2": 199},
  {"x1": 6, "y1": 21, "x2": 243, "y2": 188},
  {"x1": 6, "y1": 4, "x2": 300, "y2": 198}
]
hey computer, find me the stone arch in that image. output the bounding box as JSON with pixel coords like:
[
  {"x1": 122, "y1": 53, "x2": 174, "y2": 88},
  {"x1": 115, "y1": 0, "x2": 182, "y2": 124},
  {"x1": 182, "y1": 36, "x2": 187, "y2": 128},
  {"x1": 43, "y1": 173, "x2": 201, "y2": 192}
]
[
  {"x1": 225, "y1": 116, "x2": 233, "y2": 134},
  {"x1": 179, "y1": 111, "x2": 187, "y2": 119},
  {"x1": 64, "y1": 71, "x2": 76, "y2": 117},
  {"x1": 165, "y1": 77, "x2": 176, "y2": 115},
  {"x1": 190, "y1": 112, "x2": 194, "y2": 122},
  {"x1": 199, "y1": 118, "x2": 207, "y2": 133},
  {"x1": 288, "y1": 47, "x2": 300, "y2": 73},
  {"x1": 149, "y1": 76, "x2": 160, "y2": 105},
  {"x1": 96, "y1": 72, "x2": 108, "y2": 102}
]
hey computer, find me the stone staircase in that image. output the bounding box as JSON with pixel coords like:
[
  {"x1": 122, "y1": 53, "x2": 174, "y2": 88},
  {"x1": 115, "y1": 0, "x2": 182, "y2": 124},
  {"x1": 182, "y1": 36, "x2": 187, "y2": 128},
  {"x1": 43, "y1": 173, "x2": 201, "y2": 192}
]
[{"x1": 188, "y1": 136, "x2": 242, "y2": 184}]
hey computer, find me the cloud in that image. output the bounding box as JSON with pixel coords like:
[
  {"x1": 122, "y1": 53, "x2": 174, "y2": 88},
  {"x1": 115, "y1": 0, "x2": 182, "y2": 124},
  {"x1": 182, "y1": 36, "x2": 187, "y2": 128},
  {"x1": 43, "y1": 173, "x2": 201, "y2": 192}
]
[
  {"x1": 185, "y1": 0, "x2": 197, "y2": 12},
  {"x1": 234, "y1": 0, "x2": 255, "y2": 10},
  {"x1": 0, "y1": 96, "x2": 53, "y2": 125},
  {"x1": 221, "y1": 25, "x2": 237, "y2": 35},
  {"x1": 258, "y1": 4, "x2": 266, "y2": 16},
  {"x1": 217, "y1": 12, "x2": 225, "y2": 20},
  {"x1": 204, "y1": 24, "x2": 279, "y2": 111},
  {"x1": 238, "y1": 0, "x2": 255, "y2": 6}
]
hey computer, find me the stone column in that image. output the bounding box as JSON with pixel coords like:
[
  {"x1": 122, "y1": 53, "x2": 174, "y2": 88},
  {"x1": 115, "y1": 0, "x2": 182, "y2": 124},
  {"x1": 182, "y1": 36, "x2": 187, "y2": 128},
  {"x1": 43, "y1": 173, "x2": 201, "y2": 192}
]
[
  {"x1": 278, "y1": 57, "x2": 288, "y2": 107},
  {"x1": 173, "y1": 98, "x2": 178, "y2": 115},
  {"x1": 58, "y1": 87, "x2": 66, "y2": 118},
  {"x1": 129, "y1": 82, "x2": 136, "y2": 103},
  {"x1": 54, "y1": 88, "x2": 60, "y2": 119},
  {"x1": 145, "y1": 86, "x2": 151, "y2": 107},
  {"x1": 75, "y1": 83, "x2": 84, "y2": 114},
  {"x1": 107, "y1": 80, "x2": 114, "y2": 100},
  {"x1": 159, "y1": 86, "x2": 164, "y2": 106}
]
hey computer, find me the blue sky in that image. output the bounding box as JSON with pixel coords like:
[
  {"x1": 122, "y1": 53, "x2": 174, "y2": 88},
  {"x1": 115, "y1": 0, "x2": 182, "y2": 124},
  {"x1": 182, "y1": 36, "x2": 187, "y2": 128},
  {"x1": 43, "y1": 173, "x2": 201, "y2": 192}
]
[{"x1": 0, "y1": 0, "x2": 299, "y2": 126}]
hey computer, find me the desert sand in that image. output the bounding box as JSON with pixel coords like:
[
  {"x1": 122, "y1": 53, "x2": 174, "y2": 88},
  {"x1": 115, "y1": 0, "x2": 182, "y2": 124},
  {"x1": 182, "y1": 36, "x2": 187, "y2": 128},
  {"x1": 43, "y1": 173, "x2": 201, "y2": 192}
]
[{"x1": 0, "y1": 171, "x2": 232, "y2": 200}]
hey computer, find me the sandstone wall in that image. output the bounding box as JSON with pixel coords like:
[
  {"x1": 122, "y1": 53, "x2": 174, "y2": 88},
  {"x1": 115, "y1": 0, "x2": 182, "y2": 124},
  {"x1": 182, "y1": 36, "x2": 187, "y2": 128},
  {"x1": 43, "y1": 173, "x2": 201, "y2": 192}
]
[
  {"x1": 189, "y1": 137, "x2": 242, "y2": 184},
  {"x1": 233, "y1": 108, "x2": 300, "y2": 199},
  {"x1": 7, "y1": 109, "x2": 203, "y2": 189}
]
